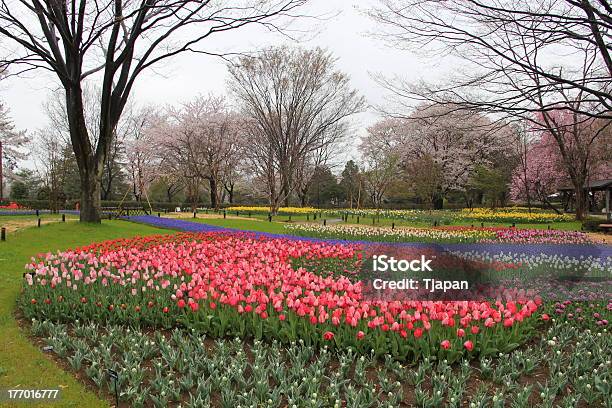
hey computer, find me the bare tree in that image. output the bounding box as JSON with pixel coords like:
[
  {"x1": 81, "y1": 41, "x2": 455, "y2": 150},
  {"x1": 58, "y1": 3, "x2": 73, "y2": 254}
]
[
  {"x1": 512, "y1": 122, "x2": 535, "y2": 212},
  {"x1": 44, "y1": 86, "x2": 130, "y2": 201},
  {"x1": 34, "y1": 129, "x2": 72, "y2": 211},
  {"x1": 361, "y1": 153, "x2": 400, "y2": 209},
  {"x1": 124, "y1": 106, "x2": 159, "y2": 203},
  {"x1": 368, "y1": 0, "x2": 611, "y2": 119},
  {"x1": 0, "y1": 0, "x2": 308, "y2": 221},
  {"x1": 367, "y1": 0, "x2": 611, "y2": 219},
  {"x1": 228, "y1": 46, "x2": 365, "y2": 213},
  {"x1": 0, "y1": 101, "x2": 28, "y2": 200},
  {"x1": 294, "y1": 143, "x2": 336, "y2": 207}
]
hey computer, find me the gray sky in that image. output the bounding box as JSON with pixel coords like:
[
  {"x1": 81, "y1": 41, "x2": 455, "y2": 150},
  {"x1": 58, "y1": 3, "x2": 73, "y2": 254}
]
[{"x1": 1, "y1": 0, "x2": 446, "y2": 166}]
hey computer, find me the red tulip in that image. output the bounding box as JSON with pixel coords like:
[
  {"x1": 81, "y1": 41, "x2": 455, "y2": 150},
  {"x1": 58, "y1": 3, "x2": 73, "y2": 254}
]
[
  {"x1": 323, "y1": 331, "x2": 334, "y2": 341},
  {"x1": 456, "y1": 328, "x2": 465, "y2": 337},
  {"x1": 279, "y1": 314, "x2": 286, "y2": 321},
  {"x1": 463, "y1": 340, "x2": 474, "y2": 351},
  {"x1": 356, "y1": 331, "x2": 365, "y2": 340},
  {"x1": 414, "y1": 328, "x2": 423, "y2": 339},
  {"x1": 177, "y1": 299, "x2": 186, "y2": 308},
  {"x1": 541, "y1": 314, "x2": 550, "y2": 321},
  {"x1": 471, "y1": 326, "x2": 479, "y2": 334},
  {"x1": 440, "y1": 339, "x2": 451, "y2": 350},
  {"x1": 163, "y1": 306, "x2": 169, "y2": 313}
]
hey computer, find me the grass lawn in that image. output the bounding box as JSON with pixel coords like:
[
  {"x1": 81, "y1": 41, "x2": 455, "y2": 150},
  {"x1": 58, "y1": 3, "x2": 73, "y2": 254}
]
[
  {"x1": 191, "y1": 216, "x2": 290, "y2": 234},
  {"x1": 0, "y1": 220, "x2": 173, "y2": 408}
]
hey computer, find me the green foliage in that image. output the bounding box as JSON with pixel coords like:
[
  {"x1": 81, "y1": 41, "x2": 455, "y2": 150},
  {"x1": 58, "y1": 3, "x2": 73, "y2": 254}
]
[
  {"x1": 467, "y1": 165, "x2": 510, "y2": 208},
  {"x1": 308, "y1": 166, "x2": 343, "y2": 207},
  {"x1": 9, "y1": 168, "x2": 41, "y2": 199}
]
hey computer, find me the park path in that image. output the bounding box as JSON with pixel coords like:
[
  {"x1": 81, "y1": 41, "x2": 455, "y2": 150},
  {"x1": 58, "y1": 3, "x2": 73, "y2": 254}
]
[{"x1": 126, "y1": 215, "x2": 612, "y2": 260}]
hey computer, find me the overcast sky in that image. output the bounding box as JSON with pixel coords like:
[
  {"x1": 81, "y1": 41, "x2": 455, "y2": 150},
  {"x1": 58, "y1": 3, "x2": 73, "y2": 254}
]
[{"x1": 1, "y1": 0, "x2": 449, "y2": 166}]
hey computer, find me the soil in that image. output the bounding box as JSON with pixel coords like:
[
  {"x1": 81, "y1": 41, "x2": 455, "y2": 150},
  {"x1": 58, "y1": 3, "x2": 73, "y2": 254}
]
[
  {"x1": 0, "y1": 218, "x2": 77, "y2": 233},
  {"x1": 587, "y1": 232, "x2": 612, "y2": 244}
]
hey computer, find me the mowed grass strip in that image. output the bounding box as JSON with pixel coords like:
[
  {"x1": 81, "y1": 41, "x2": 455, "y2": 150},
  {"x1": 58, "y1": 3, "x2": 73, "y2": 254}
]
[{"x1": 0, "y1": 220, "x2": 173, "y2": 408}]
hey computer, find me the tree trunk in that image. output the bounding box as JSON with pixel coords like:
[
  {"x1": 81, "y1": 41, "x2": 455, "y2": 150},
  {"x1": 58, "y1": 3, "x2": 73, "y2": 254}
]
[
  {"x1": 433, "y1": 195, "x2": 444, "y2": 210},
  {"x1": 574, "y1": 185, "x2": 587, "y2": 220},
  {"x1": 228, "y1": 187, "x2": 234, "y2": 204},
  {"x1": 224, "y1": 181, "x2": 234, "y2": 204},
  {"x1": 80, "y1": 172, "x2": 102, "y2": 223},
  {"x1": 209, "y1": 177, "x2": 218, "y2": 209},
  {"x1": 65, "y1": 85, "x2": 105, "y2": 223}
]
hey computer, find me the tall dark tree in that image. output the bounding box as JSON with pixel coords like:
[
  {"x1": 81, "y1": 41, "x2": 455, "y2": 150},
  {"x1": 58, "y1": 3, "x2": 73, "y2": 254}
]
[
  {"x1": 0, "y1": 0, "x2": 307, "y2": 222},
  {"x1": 307, "y1": 166, "x2": 342, "y2": 207},
  {"x1": 340, "y1": 160, "x2": 361, "y2": 208}
]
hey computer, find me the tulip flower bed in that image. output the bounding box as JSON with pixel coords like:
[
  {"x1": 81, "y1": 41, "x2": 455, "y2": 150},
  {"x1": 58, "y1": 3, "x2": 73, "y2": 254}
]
[
  {"x1": 20, "y1": 232, "x2": 550, "y2": 363},
  {"x1": 25, "y1": 301, "x2": 611, "y2": 408},
  {"x1": 284, "y1": 224, "x2": 599, "y2": 245}
]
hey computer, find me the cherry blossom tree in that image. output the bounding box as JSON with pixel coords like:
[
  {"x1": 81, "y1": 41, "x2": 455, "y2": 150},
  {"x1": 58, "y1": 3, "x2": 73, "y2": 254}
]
[
  {"x1": 512, "y1": 110, "x2": 612, "y2": 216},
  {"x1": 510, "y1": 134, "x2": 566, "y2": 212},
  {"x1": 155, "y1": 95, "x2": 244, "y2": 209},
  {"x1": 124, "y1": 106, "x2": 160, "y2": 203},
  {"x1": 362, "y1": 106, "x2": 511, "y2": 209}
]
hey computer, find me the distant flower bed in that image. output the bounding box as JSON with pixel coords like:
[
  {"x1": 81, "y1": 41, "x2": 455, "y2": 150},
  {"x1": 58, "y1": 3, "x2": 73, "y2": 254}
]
[
  {"x1": 225, "y1": 206, "x2": 319, "y2": 215},
  {"x1": 285, "y1": 224, "x2": 497, "y2": 243},
  {"x1": 459, "y1": 208, "x2": 573, "y2": 223},
  {"x1": 285, "y1": 224, "x2": 599, "y2": 245},
  {"x1": 0, "y1": 201, "x2": 26, "y2": 210}
]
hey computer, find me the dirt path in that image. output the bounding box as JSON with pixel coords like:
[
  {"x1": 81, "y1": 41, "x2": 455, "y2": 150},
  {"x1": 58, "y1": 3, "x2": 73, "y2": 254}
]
[
  {"x1": 587, "y1": 232, "x2": 612, "y2": 244},
  {"x1": 0, "y1": 218, "x2": 78, "y2": 233}
]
